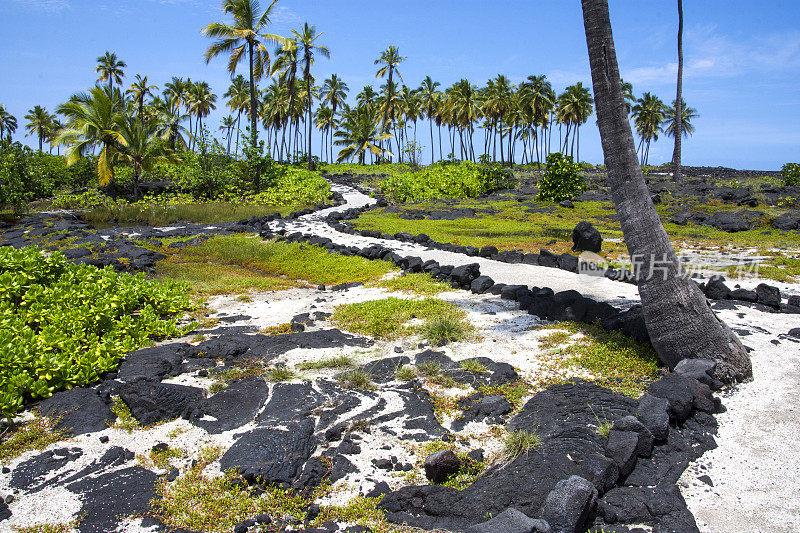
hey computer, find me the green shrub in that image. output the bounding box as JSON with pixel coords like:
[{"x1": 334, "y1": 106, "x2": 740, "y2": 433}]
[
  {"x1": 377, "y1": 161, "x2": 510, "y2": 203},
  {"x1": 781, "y1": 163, "x2": 800, "y2": 186},
  {"x1": 0, "y1": 246, "x2": 195, "y2": 420},
  {"x1": 536, "y1": 153, "x2": 586, "y2": 202}
]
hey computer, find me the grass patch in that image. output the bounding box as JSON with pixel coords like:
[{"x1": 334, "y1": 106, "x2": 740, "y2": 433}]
[
  {"x1": 538, "y1": 330, "x2": 574, "y2": 349},
  {"x1": 267, "y1": 366, "x2": 296, "y2": 382},
  {"x1": 499, "y1": 429, "x2": 542, "y2": 463},
  {"x1": 297, "y1": 354, "x2": 355, "y2": 370},
  {"x1": 11, "y1": 520, "x2": 81, "y2": 533},
  {"x1": 151, "y1": 446, "x2": 308, "y2": 533},
  {"x1": 478, "y1": 380, "x2": 531, "y2": 409},
  {"x1": 208, "y1": 362, "x2": 267, "y2": 394},
  {"x1": 84, "y1": 202, "x2": 293, "y2": 226},
  {"x1": 541, "y1": 322, "x2": 661, "y2": 398},
  {"x1": 395, "y1": 365, "x2": 417, "y2": 381},
  {"x1": 0, "y1": 413, "x2": 66, "y2": 463},
  {"x1": 371, "y1": 272, "x2": 452, "y2": 296},
  {"x1": 331, "y1": 297, "x2": 470, "y2": 339},
  {"x1": 261, "y1": 322, "x2": 294, "y2": 336},
  {"x1": 157, "y1": 235, "x2": 394, "y2": 295},
  {"x1": 149, "y1": 445, "x2": 186, "y2": 469},
  {"x1": 421, "y1": 313, "x2": 470, "y2": 344},
  {"x1": 459, "y1": 359, "x2": 488, "y2": 374},
  {"x1": 337, "y1": 368, "x2": 376, "y2": 391}
]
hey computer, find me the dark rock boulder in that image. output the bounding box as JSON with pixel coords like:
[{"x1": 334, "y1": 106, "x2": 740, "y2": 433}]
[
  {"x1": 452, "y1": 394, "x2": 513, "y2": 431},
  {"x1": 612, "y1": 416, "x2": 654, "y2": 458},
  {"x1": 540, "y1": 476, "x2": 598, "y2": 533},
  {"x1": 647, "y1": 374, "x2": 696, "y2": 424},
  {"x1": 38, "y1": 388, "x2": 114, "y2": 436},
  {"x1": 598, "y1": 485, "x2": 699, "y2": 533},
  {"x1": 547, "y1": 290, "x2": 588, "y2": 322},
  {"x1": 360, "y1": 356, "x2": 411, "y2": 383},
  {"x1": 708, "y1": 211, "x2": 761, "y2": 233},
  {"x1": 450, "y1": 263, "x2": 481, "y2": 286},
  {"x1": 117, "y1": 344, "x2": 186, "y2": 381},
  {"x1": 572, "y1": 221, "x2": 602, "y2": 253},
  {"x1": 479, "y1": 245, "x2": 499, "y2": 258},
  {"x1": 730, "y1": 288, "x2": 758, "y2": 303},
  {"x1": 604, "y1": 430, "x2": 639, "y2": 478},
  {"x1": 471, "y1": 276, "x2": 495, "y2": 294},
  {"x1": 634, "y1": 394, "x2": 670, "y2": 441},
  {"x1": 755, "y1": 283, "x2": 781, "y2": 307},
  {"x1": 771, "y1": 212, "x2": 800, "y2": 231},
  {"x1": 703, "y1": 277, "x2": 731, "y2": 300},
  {"x1": 424, "y1": 450, "x2": 461, "y2": 484}
]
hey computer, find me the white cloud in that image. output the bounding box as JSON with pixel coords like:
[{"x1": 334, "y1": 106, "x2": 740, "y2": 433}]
[
  {"x1": 270, "y1": 5, "x2": 301, "y2": 26},
  {"x1": 8, "y1": 0, "x2": 70, "y2": 12}
]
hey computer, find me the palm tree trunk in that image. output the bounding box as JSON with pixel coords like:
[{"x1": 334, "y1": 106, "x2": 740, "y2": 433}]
[
  {"x1": 429, "y1": 119, "x2": 434, "y2": 165},
  {"x1": 581, "y1": 0, "x2": 751, "y2": 383},
  {"x1": 672, "y1": 0, "x2": 684, "y2": 179},
  {"x1": 248, "y1": 40, "x2": 258, "y2": 147}
]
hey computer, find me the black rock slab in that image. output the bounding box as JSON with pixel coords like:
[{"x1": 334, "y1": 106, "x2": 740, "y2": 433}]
[
  {"x1": 191, "y1": 377, "x2": 269, "y2": 434},
  {"x1": 38, "y1": 388, "x2": 114, "y2": 436},
  {"x1": 120, "y1": 381, "x2": 205, "y2": 426},
  {"x1": 10, "y1": 447, "x2": 84, "y2": 492},
  {"x1": 220, "y1": 417, "x2": 317, "y2": 485}
]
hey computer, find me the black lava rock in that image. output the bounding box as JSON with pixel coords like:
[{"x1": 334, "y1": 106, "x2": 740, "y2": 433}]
[{"x1": 572, "y1": 221, "x2": 602, "y2": 253}]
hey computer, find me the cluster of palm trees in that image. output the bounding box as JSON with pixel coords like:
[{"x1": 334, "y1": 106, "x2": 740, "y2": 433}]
[
  {"x1": 631, "y1": 93, "x2": 697, "y2": 166},
  {"x1": 4, "y1": 0, "x2": 698, "y2": 173}
]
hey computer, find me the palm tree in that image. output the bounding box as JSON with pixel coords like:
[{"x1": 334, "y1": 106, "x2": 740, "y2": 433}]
[
  {"x1": 220, "y1": 115, "x2": 237, "y2": 153},
  {"x1": 672, "y1": 0, "x2": 684, "y2": 179},
  {"x1": 334, "y1": 106, "x2": 392, "y2": 164},
  {"x1": 631, "y1": 92, "x2": 665, "y2": 165},
  {"x1": 272, "y1": 40, "x2": 300, "y2": 160},
  {"x1": 484, "y1": 75, "x2": 513, "y2": 164},
  {"x1": 313, "y1": 105, "x2": 335, "y2": 162},
  {"x1": 0, "y1": 105, "x2": 18, "y2": 141},
  {"x1": 581, "y1": 0, "x2": 750, "y2": 383},
  {"x1": 126, "y1": 74, "x2": 158, "y2": 120},
  {"x1": 152, "y1": 96, "x2": 190, "y2": 151},
  {"x1": 418, "y1": 76, "x2": 441, "y2": 164},
  {"x1": 321, "y1": 74, "x2": 349, "y2": 121},
  {"x1": 224, "y1": 75, "x2": 251, "y2": 155},
  {"x1": 293, "y1": 22, "x2": 329, "y2": 169},
  {"x1": 186, "y1": 81, "x2": 217, "y2": 148},
  {"x1": 95, "y1": 51, "x2": 127, "y2": 92},
  {"x1": 375, "y1": 45, "x2": 406, "y2": 146},
  {"x1": 555, "y1": 82, "x2": 594, "y2": 161},
  {"x1": 620, "y1": 78, "x2": 635, "y2": 114},
  {"x1": 202, "y1": 0, "x2": 289, "y2": 147},
  {"x1": 113, "y1": 114, "x2": 180, "y2": 199},
  {"x1": 57, "y1": 86, "x2": 125, "y2": 184},
  {"x1": 664, "y1": 98, "x2": 697, "y2": 140},
  {"x1": 24, "y1": 105, "x2": 53, "y2": 152}
]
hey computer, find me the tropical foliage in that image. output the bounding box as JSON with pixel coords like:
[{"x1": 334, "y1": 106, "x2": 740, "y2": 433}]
[
  {"x1": 0, "y1": 246, "x2": 195, "y2": 421},
  {"x1": 536, "y1": 152, "x2": 586, "y2": 202}
]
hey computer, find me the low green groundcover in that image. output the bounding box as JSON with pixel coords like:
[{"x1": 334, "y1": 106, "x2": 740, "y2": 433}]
[{"x1": 0, "y1": 246, "x2": 195, "y2": 420}]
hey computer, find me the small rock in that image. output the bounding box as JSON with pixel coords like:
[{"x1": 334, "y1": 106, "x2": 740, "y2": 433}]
[
  {"x1": 465, "y1": 507, "x2": 551, "y2": 533},
  {"x1": 605, "y1": 430, "x2": 639, "y2": 477},
  {"x1": 698, "y1": 474, "x2": 714, "y2": 486},
  {"x1": 166, "y1": 468, "x2": 180, "y2": 482},
  {"x1": 99, "y1": 435, "x2": 109, "y2": 444},
  {"x1": 151, "y1": 442, "x2": 169, "y2": 454},
  {"x1": 560, "y1": 200, "x2": 575, "y2": 209},
  {"x1": 466, "y1": 449, "x2": 485, "y2": 464},
  {"x1": 423, "y1": 450, "x2": 461, "y2": 484},
  {"x1": 254, "y1": 513, "x2": 272, "y2": 524},
  {"x1": 393, "y1": 346, "x2": 403, "y2": 353},
  {"x1": 756, "y1": 283, "x2": 781, "y2": 307},
  {"x1": 540, "y1": 476, "x2": 597, "y2": 533}
]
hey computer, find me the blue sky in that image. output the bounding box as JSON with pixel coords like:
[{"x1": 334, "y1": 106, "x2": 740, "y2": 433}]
[{"x1": 1, "y1": 0, "x2": 799, "y2": 170}]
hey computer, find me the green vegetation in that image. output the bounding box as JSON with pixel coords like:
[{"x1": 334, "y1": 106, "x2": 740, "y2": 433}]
[
  {"x1": 536, "y1": 153, "x2": 586, "y2": 202},
  {"x1": 149, "y1": 445, "x2": 186, "y2": 469},
  {"x1": 371, "y1": 272, "x2": 451, "y2": 296},
  {"x1": 0, "y1": 412, "x2": 66, "y2": 463},
  {"x1": 478, "y1": 380, "x2": 531, "y2": 409},
  {"x1": 395, "y1": 365, "x2": 417, "y2": 381},
  {"x1": 11, "y1": 521, "x2": 81, "y2": 533},
  {"x1": 336, "y1": 368, "x2": 376, "y2": 391},
  {"x1": 0, "y1": 247, "x2": 195, "y2": 420},
  {"x1": 782, "y1": 162, "x2": 800, "y2": 186},
  {"x1": 421, "y1": 312, "x2": 471, "y2": 344},
  {"x1": 110, "y1": 396, "x2": 142, "y2": 431},
  {"x1": 537, "y1": 322, "x2": 660, "y2": 397},
  {"x1": 207, "y1": 363, "x2": 267, "y2": 394},
  {"x1": 157, "y1": 234, "x2": 394, "y2": 295},
  {"x1": 152, "y1": 447, "x2": 308, "y2": 533},
  {"x1": 331, "y1": 297, "x2": 469, "y2": 339},
  {"x1": 376, "y1": 161, "x2": 509, "y2": 203},
  {"x1": 459, "y1": 359, "x2": 488, "y2": 374},
  {"x1": 266, "y1": 366, "x2": 296, "y2": 382},
  {"x1": 297, "y1": 354, "x2": 355, "y2": 370},
  {"x1": 499, "y1": 429, "x2": 542, "y2": 462}
]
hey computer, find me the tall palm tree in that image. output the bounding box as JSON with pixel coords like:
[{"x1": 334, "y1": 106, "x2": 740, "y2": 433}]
[
  {"x1": 57, "y1": 86, "x2": 125, "y2": 184},
  {"x1": 356, "y1": 85, "x2": 378, "y2": 112},
  {"x1": 126, "y1": 74, "x2": 158, "y2": 119},
  {"x1": 293, "y1": 22, "x2": 329, "y2": 169},
  {"x1": 224, "y1": 74, "x2": 251, "y2": 155},
  {"x1": 556, "y1": 82, "x2": 594, "y2": 161},
  {"x1": 24, "y1": 105, "x2": 53, "y2": 152},
  {"x1": 272, "y1": 40, "x2": 300, "y2": 160},
  {"x1": 375, "y1": 45, "x2": 406, "y2": 144},
  {"x1": 631, "y1": 92, "x2": 665, "y2": 165},
  {"x1": 0, "y1": 105, "x2": 18, "y2": 141},
  {"x1": 418, "y1": 76, "x2": 441, "y2": 164},
  {"x1": 219, "y1": 115, "x2": 237, "y2": 153},
  {"x1": 321, "y1": 74, "x2": 349, "y2": 120},
  {"x1": 95, "y1": 51, "x2": 127, "y2": 92},
  {"x1": 313, "y1": 105, "x2": 335, "y2": 162},
  {"x1": 484, "y1": 75, "x2": 513, "y2": 164},
  {"x1": 202, "y1": 0, "x2": 289, "y2": 147},
  {"x1": 672, "y1": 0, "x2": 684, "y2": 179},
  {"x1": 186, "y1": 81, "x2": 217, "y2": 148},
  {"x1": 664, "y1": 98, "x2": 697, "y2": 140},
  {"x1": 581, "y1": 0, "x2": 750, "y2": 383},
  {"x1": 334, "y1": 106, "x2": 392, "y2": 164}
]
